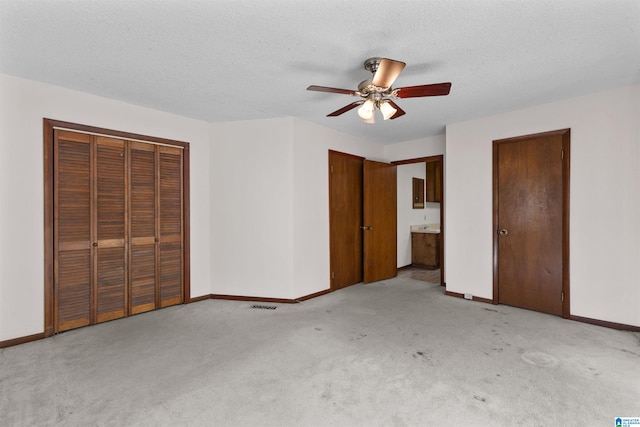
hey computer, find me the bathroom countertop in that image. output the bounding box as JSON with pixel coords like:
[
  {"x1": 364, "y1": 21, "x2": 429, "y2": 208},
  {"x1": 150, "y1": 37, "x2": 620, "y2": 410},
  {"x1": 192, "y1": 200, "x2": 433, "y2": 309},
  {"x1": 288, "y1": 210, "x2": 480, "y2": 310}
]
[{"x1": 410, "y1": 224, "x2": 440, "y2": 234}]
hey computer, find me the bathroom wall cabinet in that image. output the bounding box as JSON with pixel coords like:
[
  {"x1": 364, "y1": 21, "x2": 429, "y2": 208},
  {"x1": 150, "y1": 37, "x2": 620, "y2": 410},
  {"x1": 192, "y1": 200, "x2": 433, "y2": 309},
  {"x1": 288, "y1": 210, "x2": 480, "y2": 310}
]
[{"x1": 426, "y1": 160, "x2": 442, "y2": 203}]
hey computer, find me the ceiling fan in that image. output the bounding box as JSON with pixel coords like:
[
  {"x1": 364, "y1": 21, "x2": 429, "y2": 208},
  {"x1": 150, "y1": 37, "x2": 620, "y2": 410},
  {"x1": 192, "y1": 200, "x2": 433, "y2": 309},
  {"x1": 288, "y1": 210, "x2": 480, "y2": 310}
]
[{"x1": 307, "y1": 57, "x2": 451, "y2": 123}]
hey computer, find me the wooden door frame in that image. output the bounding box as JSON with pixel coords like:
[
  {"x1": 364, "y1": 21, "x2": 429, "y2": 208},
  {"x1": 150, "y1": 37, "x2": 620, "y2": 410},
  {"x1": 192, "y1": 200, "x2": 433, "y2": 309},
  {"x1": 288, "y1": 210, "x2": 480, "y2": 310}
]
[
  {"x1": 492, "y1": 128, "x2": 570, "y2": 318},
  {"x1": 392, "y1": 155, "x2": 445, "y2": 286},
  {"x1": 43, "y1": 118, "x2": 191, "y2": 337}
]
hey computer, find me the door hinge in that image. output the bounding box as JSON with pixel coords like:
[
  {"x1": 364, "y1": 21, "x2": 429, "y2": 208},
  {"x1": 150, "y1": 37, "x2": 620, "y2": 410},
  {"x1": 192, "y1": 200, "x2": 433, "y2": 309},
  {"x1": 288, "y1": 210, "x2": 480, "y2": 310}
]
[
  {"x1": 561, "y1": 150, "x2": 564, "y2": 160},
  {"x1": 331, "y1": 271, "x2": 335, "y2": 279},
  {"x1": 330, "y1": 165, "x2": 333, "y2": 173},
  {"x1": 561, "y1": 292, "x2": 564, "y2": 302}
]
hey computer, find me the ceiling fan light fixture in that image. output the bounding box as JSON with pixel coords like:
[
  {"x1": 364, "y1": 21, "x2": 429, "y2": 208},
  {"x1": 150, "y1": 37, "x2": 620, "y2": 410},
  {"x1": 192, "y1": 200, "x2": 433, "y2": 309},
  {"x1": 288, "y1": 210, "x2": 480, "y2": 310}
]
[
  {"x1": 357, "y1": 99, "x2": 375, "y2": 120},
  {"x1": 362, "y1": 115, "x2": 375, "y2": 124},
  {"x1": 379, "y1": 101, "x2": 397, "y2": 120}
]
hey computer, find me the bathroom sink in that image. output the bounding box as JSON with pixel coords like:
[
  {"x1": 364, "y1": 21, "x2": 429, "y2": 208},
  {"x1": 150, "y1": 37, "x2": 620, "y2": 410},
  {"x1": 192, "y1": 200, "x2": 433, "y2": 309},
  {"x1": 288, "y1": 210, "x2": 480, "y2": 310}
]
[{"x1": 411, "y1": 224, "x2": 440, "y2": 234}]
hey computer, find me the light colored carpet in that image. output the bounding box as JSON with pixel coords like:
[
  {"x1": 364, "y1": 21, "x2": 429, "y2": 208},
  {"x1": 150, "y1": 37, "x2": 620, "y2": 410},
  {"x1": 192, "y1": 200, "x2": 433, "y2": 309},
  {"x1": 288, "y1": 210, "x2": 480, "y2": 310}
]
[{"x1": 1, "y1": 277, "x2": 639, "y2": 426}]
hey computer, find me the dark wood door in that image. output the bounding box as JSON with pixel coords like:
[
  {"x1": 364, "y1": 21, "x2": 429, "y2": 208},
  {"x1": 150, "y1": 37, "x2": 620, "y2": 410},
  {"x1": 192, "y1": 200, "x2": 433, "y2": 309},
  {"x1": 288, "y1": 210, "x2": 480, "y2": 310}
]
[
  {"x1": 363, "y1": 160, "x2": 397, "y2": 283},
  {"x1": 329, "y1": 151, "x2": 364, "y2": 290},
  {"x1": 495, "y1": 131, "x2": 569, "y2": 316}
]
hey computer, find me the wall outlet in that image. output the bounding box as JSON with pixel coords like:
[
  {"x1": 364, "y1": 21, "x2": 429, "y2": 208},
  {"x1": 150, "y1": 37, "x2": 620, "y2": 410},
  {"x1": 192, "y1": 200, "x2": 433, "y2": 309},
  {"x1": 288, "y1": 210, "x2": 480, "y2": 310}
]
[{"x1": 464, "y1": 293, "x2": 473, "y2": 300}]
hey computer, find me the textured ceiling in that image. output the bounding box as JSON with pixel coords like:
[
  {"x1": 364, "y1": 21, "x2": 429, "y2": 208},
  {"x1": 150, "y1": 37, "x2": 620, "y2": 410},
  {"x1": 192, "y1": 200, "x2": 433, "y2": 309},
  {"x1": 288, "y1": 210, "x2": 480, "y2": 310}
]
[{"x1": 1, "y1": 0, "x2": 639, "y2": 144}]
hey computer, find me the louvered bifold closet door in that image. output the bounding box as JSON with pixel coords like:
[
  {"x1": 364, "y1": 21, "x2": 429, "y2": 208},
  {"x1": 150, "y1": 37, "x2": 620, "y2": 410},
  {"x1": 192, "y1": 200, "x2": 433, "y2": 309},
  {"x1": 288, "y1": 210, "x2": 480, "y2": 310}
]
[
  {"x1": 158, "y1": 146, "x2": 183, "y2": 308},
  {"x1": 95, "y1": 137, "x2": 127, "y2": 322},
  {"x1": 55, "y1": 130, "x2": 93, "y2": 332},
  {"x1": 54, "y1": 128, "x2": 184, "y2": 332},
  {"x1": 129, "y1": 142, "x2": 158, "y2": 314}
]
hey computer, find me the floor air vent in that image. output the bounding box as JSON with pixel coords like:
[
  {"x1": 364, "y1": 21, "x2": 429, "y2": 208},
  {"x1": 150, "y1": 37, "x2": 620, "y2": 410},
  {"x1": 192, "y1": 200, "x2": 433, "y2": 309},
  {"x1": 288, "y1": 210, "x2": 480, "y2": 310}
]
[{"x1": 251, "y1": 304, "x2": 277, "y2": 310}]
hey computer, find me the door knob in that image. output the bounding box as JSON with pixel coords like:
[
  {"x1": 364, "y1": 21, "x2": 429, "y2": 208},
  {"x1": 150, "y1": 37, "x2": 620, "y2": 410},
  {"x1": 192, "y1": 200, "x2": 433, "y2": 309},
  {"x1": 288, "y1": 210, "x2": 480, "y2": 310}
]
[{"x1": 499, "y1": 229, "x2": 509, "y2": 236}]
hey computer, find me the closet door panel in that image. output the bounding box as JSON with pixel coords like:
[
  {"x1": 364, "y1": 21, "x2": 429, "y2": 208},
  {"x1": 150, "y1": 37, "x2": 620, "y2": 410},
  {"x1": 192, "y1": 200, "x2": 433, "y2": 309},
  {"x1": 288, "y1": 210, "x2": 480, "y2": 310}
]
[
  {"x1": 130, "y1": 142, "x2": 157, "y2": 313},
  {"x1": 56, "y1": 133, "x2": 91, "y2": 247},
  {"x1": 55, "y1": 131, "x2": 92, "y2": 332},
  {"x1": 96, "y1": 247, "x2": 126, "y2": 321},
  {"x1": 130, "y1": 244, "x2": 156, "y2": 314},
  {"x1": 159, "y1": 243, "x2": 182, "y2": 307},
  {"x1": 95, "y1": 137, "x2": 126, "y2": 322},
  {"x1": 158, "y1": 147, "x2": 183, "y2": 307},
  {"x1": 130, "y1": 143, "x2": 156, "y2": 238},
  {"x1": 57, "y1": 251, "x2": 92, "y2": 331}
]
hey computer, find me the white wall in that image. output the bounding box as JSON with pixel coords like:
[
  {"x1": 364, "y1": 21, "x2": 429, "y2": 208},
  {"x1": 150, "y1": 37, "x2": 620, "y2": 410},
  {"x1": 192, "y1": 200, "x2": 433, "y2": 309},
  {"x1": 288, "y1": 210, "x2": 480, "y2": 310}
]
[
  {"x1": 0, "y1": 74, "x2": 212, "y2": 341},
  {"x1": 396, "y1": 164, "x2": 442, "y2": 267},
  {"x1": 210, "y1": 117, "x2": 296, "y2": 299},
  {"x1": 4, "y1": 71, "x2": 635, "y2": 342},
  {"x1": 0, "y1": 72, "x2": 385, "y2": 341},
  {"x1": 292, "y1": 118, "x2": 384, "y2": 298},
  {"x1": 446, "y1": 84, "x2": 640, "y2": 327},
  {"x1": 209, "y1": 117, "x2": 384, "y2": 300},
  {"x1": 384, "y1": 134, "x2": 445, "y2": 162}
]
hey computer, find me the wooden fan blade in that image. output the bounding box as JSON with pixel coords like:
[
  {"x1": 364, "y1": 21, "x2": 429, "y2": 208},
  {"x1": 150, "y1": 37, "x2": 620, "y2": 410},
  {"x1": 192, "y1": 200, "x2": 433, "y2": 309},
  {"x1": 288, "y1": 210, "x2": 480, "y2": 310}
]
[
  {"x1": 372, "y1": 58, "x2": 406, "y2": 88},
  {"x1": 307, "y1": 85, "x2": 357, "y2": 96},
  {"x1": 327, "y1": 101, "x2": 363, "y2": 117},
  {"x1": 395, "y1": 83, "x2": 452, "y2": 98},
  {"x1": 387, "y1": 100, "x2": 406, "y2": 120}
]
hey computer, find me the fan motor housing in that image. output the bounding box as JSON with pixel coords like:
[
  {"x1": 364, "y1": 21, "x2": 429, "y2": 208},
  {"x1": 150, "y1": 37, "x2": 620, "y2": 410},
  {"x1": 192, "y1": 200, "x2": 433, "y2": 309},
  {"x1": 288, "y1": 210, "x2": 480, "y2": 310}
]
[{"x1": 358, "y1": 79, "x2": 390, "y2": 98}]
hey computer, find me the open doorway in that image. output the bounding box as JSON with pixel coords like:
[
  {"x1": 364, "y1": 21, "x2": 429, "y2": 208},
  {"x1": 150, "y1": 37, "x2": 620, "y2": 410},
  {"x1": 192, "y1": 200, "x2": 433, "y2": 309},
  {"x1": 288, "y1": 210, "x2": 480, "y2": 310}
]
[
  {"x1": 392, "y1": 156, "x2": 445, "y2": 287},
  {"x1": 328, "y1": 151, "x2": 444, "y2": 290}
]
